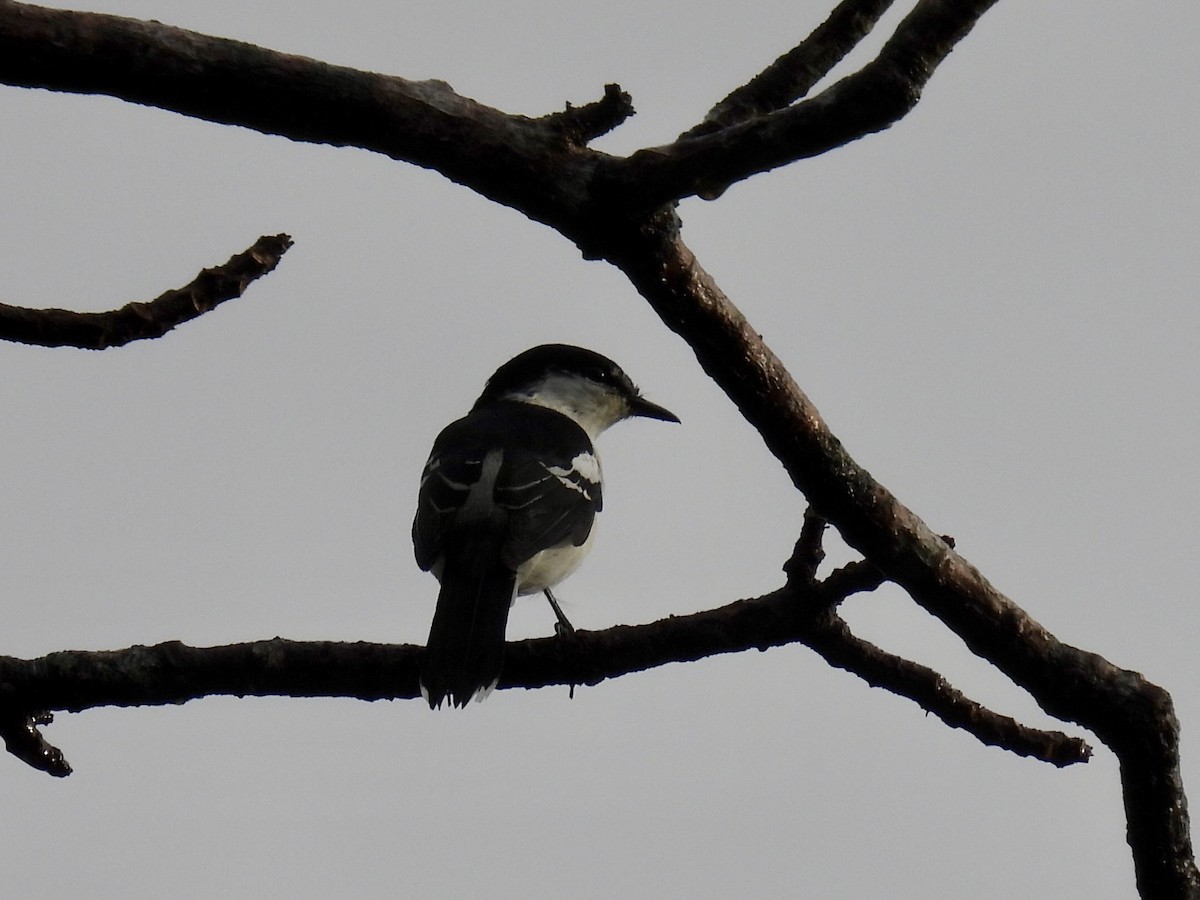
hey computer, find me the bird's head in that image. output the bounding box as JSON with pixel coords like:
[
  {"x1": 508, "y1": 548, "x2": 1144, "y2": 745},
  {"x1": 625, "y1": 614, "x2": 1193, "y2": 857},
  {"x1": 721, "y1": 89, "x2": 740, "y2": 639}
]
[{"x1": 474, "y1": 344, "x2": 679, "y2": 439}]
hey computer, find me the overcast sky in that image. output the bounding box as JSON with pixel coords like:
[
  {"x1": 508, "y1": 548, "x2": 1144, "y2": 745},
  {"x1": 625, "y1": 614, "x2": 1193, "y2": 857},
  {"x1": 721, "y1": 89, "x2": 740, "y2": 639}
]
[{"x1": 2, "y1": 2, "x2": 1198, "y2": 897}]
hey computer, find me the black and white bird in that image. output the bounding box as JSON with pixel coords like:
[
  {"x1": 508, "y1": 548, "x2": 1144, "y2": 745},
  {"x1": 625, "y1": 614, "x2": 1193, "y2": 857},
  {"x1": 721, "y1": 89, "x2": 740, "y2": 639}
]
[{"x1": 413, "y1": 343, "x2": 679, "y2": 709}]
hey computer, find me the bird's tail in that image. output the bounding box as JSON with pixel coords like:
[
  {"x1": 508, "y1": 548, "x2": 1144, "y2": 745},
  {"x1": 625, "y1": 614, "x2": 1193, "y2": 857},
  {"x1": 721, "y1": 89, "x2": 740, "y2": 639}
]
[{"x1": 420, "y1": 534, "x2": 517, "y2": 709}]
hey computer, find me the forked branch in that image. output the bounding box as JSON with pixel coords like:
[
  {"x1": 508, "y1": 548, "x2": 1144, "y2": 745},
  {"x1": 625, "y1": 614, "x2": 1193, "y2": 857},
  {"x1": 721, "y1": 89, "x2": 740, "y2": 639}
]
[{"x1": 0, "y1": 553, "x2": 1089, "y2": 777}]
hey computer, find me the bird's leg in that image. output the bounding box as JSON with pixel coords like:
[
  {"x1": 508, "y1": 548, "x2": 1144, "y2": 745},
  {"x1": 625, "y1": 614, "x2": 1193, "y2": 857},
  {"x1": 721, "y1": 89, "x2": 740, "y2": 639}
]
[{"x1": 543, "y1": 588, "x2": 575, "y2": 636}]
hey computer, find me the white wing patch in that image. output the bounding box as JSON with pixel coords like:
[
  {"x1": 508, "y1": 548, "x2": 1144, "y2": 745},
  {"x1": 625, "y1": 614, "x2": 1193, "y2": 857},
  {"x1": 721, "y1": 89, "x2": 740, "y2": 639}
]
[
  {"x1": 545, "y1": 451, "x2": 600, "y2": 499},
  {"x1": 569, "y1": 451, "x2": 601, "y2": 484}
]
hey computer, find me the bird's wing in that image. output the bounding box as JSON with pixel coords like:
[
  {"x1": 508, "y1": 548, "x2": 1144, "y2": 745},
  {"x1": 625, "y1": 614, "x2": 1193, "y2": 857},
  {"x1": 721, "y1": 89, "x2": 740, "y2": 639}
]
[
  {"x1": 412, "y1": 402, "x2": 601, "y2": 574},
  {"x1": 413, "y1": 447, "x2": 476, "y2": 572},
  {"x1": 494, "y1": 442, "x2": 600, "y2": 571}
]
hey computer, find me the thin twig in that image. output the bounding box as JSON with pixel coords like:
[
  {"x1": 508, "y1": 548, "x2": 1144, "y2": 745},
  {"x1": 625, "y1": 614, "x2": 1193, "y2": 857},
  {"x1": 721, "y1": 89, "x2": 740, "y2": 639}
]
[
  {"x1": 783, "y1": 507, "x2": 828, "y2": 584},
  {"x1": 684, "y1": 0, "x2": 898, "y2": 138},
  {"x1": 542, "y1": 83, "x2": 635, "y2": 146},
  {"x1": 0, "y1": 234, "x2": 292, "y2": 349}
]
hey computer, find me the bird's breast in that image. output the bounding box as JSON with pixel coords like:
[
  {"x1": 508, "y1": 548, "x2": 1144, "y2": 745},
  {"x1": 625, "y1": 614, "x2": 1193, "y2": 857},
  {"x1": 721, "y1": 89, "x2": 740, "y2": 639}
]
[{"x1": 514, "y1": 526, "x2": 597, "y2": 595}]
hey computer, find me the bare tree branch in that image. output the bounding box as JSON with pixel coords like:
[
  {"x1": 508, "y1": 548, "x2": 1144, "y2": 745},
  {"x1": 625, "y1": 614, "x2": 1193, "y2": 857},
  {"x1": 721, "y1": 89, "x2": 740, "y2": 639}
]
[
  {"x1": 0, "y1": 576, "x2": 1088, "y2": 775},
  {"x1": 541, "y1": 82, "x2": 636, "y2": 146},
  {"x1": 783, "y1": 507, "x2": 829, "y2": 585},
  {"x1": 0, "y1": 2, "x2": 578, "y2": 222},
  {"x1": 820, "y1": 559, "x2": 887, "y2": 600},
  {"x1": 0, "y1": 1, "x2": 1193, "y2": 894},
  {"x1": 0, "y1": 710, "x2": 70, "y2": 777},
  {"x1": 797, "y1": 611, "x2": 1091, "y2": 768},
  {"x1": 0, "y1": 0, "x2": 1001, "y2": 219},
  {"x1": 602, "y1": 0, "x2": 1004, "y2": 205},
  {"x1": 0, "y1": 234, "x2": 292, "y2": 349},
  {"x1": 604, "y1": 226, "x2": 1198, "y2": 898},
  {"x1": 684, "y1": 0, "x2": 899, "y2": 138}
]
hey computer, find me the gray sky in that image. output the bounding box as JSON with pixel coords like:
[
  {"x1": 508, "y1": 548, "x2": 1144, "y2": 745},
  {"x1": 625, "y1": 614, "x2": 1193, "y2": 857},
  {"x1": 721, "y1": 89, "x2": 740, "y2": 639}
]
[{"x1": 2, "y1": 1, "x2": 1197, "y2": 897}]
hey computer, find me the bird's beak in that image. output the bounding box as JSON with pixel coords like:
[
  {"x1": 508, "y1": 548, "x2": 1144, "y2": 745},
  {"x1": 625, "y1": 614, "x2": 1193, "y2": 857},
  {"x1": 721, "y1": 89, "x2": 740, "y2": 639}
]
[{"x1": 629, "y1": 395, "x2": 680, "y2": 423}]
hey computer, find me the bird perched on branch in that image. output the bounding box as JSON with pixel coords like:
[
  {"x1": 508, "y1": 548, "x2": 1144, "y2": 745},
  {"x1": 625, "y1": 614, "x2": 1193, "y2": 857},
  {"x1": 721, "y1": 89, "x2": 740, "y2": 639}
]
[{"x1": 413, "y1": 343, "x2": 678, "y2": 708}]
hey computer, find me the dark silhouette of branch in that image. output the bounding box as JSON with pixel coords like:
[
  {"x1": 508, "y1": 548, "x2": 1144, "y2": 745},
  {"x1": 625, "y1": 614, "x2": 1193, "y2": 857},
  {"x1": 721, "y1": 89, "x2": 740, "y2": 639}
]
[
  {"x1": 541, "y1": 82, "x2": 636, "y2": 145},
  {"x1": 602, "y1": 0, "x2": 1004, "y2": 206},
  {"x1": 605, "y1": 227, "x2": 1198, "y2": 899},
  {"x1": 0, "y1": 710, "x2": 70, "y2": 777},
  {"x1": 792, "y1": 613, "x2": 1091, "y2": 769},
  {"x1": 684, "y1": 0, "x2": 899, "y2": 138},
  {"x1": 0, "y1": 1, "x2": 1193, "y2": 895},
  {"x1": 0, "y1": 234, "x2": 292, "y2": 349},
  {"x1": 0, "y1": 0, "x2": 997, "y2": 219},
  {"x1": 0, "y1": 565, "x2": 1088, "y2": 774},
  {"x1": 782, "y1": 507, "x2": 829, "y2": 584},
  {"x1": 821, "y1": 559, "x2": 888, "y2": 600},
  {"x1": 0, "y1": 2, "x2": 580, "y2": 225}
]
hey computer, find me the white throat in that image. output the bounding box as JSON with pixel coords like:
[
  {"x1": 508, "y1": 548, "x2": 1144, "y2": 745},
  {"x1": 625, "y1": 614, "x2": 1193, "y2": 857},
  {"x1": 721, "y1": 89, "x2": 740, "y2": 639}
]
[{"x1": 503, "y1": 372, "x2": 628, "y2": 441}]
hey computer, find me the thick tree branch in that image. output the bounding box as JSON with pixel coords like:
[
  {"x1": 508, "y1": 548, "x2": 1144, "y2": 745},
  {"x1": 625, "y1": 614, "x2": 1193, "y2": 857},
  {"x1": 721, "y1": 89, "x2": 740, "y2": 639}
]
[
  {"x1": 0, "y1": 1, "x2": 589, "y2": 225},
  {"x1": 603, "y1": 225, "x2": 1198, "y2": 898},
  {"x1": 0, "y1": 234, "x2": 292, "y2": 349},
  {"x1": 0, "y1": 0, "x2": 1000, "y2": 220},
  {"x1": 0, "y1": 574, "x2": 1087, "y2": 775}
]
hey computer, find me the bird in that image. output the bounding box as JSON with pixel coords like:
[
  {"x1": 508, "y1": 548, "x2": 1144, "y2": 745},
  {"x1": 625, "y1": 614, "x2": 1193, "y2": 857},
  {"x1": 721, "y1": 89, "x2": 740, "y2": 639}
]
[{"x1": 412, "y1": 343, "x2": 679, "y2": 709}]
